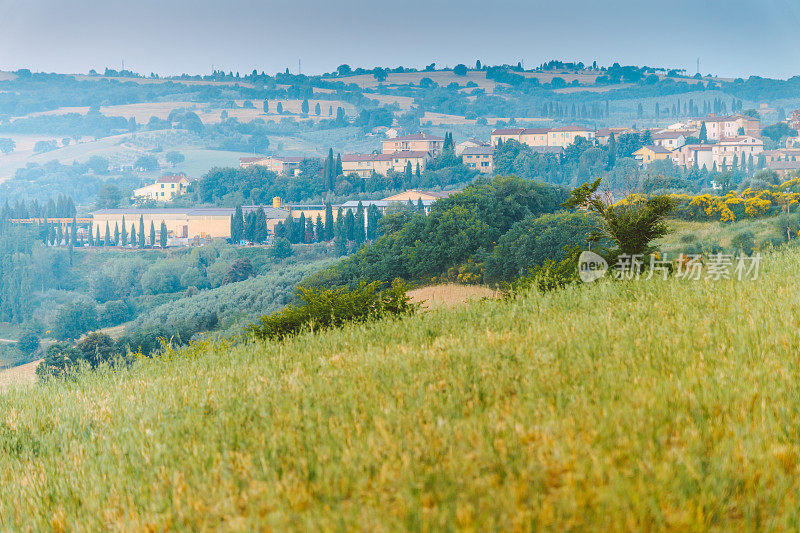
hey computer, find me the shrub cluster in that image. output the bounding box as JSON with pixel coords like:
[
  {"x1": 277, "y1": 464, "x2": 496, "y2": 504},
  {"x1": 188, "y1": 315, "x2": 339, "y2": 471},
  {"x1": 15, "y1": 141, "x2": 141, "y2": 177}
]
[{"x1": 248, "y1": 279, "x2": 416, "y2": 341}]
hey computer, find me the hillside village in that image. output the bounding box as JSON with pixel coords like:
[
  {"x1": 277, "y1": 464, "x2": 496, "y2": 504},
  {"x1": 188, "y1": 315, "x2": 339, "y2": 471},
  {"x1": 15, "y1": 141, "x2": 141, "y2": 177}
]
[{"x1": 21, "y1": 106, "x2": 798, "y2": 248}]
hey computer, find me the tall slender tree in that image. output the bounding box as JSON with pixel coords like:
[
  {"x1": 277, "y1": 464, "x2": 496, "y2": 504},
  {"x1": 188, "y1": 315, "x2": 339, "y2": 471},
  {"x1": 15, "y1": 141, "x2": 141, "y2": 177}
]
[
  {"x1": 120, "y1": 216, "x2": 127, "y2": 246},
  {"x1": 159, "y1": 221, "x2": 168, "y2": 248},
  {"x1": 324, "y1": 202, "x2": 334, "y2": 240}
]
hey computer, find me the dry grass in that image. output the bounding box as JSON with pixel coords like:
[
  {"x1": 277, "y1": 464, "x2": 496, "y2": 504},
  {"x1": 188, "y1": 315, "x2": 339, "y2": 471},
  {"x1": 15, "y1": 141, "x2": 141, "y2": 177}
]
[
  {"x1": 409, "y1": 284, "x2": 499, "y2": 309},
  {"x1": 0, "y1": 359, "x2": 40, "y2": 391}
]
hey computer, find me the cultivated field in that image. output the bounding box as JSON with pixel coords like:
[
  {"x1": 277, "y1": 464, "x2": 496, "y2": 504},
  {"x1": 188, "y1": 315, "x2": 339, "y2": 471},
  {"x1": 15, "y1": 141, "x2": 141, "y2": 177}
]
[
  {"x1": 15, "y1": 99, "x2": 357, "y2": 123},
  {"x1": 339, "y1": 70, "x2": 504, "y2": 93},
  {"x1": 1, "y1": 246, "x2": 800, "y2": 528}
]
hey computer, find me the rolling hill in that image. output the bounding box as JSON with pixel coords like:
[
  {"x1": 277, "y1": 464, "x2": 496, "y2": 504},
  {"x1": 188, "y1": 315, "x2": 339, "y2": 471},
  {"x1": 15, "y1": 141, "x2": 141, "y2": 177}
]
[{"x1": 1, "y1": 246, "x2": 799, "y2": 528}]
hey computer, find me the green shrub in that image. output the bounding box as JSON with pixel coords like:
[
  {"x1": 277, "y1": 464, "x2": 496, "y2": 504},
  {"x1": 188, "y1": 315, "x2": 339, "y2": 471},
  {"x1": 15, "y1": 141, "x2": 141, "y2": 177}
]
[
  {"x1": 484, "y1": 212, "x2": 595, "y2": 283},
  {"x1": 16, "y1": 332, "x2": 39, "y2": 355},
  {"x1": 503, "y1": 246, "x2": 582, "y2": 296},
  {"x1": 248, "y1": 279, "x2": 417, "y2": 341},
  {"x1": 731, "y1": 231, "x2": 756, "y2": 254},
  {"x1": 679, "y1": 232, "x2": 698, "y2": 243}
]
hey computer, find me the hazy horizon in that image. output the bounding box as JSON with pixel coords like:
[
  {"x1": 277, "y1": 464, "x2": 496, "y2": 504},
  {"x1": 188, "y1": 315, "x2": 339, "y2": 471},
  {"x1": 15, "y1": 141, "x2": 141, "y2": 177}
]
[{"x1": 1, "y1": 0, "x2": 799, "y2": 79}]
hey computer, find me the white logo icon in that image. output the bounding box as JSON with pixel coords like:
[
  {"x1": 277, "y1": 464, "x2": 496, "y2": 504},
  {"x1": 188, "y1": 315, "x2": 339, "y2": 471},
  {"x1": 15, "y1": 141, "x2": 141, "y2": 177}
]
[{"x1": 578, "y1": 251, "x2": 608, "y2": 283}]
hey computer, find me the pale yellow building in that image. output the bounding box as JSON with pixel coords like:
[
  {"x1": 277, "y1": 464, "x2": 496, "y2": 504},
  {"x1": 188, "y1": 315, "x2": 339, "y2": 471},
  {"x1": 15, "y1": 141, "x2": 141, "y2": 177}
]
[
  {"x1": 519, "y1": 128, "x2": 550, "y2": 147},
  {"x1": 490, "y1": 128, "x2": 525, "y2": 147},
  {"x1": 547, "y1": 125, "x2": 595, "y2": 148},
  {"x1": 689, "y1": 114, "x2": 761, "y2": 141},
  {"x1": 382, "y1": 133, "x2": 444, "y2": 155},
  {"x1": 133, "y1": 174, "x2": 190, "y2": 201},
  {"x1": 91, "y1": 207, "x2": 290, "y2": 244},
  {"x1": 340, "y1": 190, "x2": 456, "y2": 215},
  {"x1": 711, "y1": 136, "x2": 764, "y2": 168},
  {"x1": 239, "y1": 155, "x2": 304, "y2": 175},
  {"x1": 633, "y1": 145, "x2": 673, "y2": 165},
  {"x1": 491, "y1": 125, "x2": 594, "y2": 149},
  {"x1": 342, "y1": 151, "x2": 428, "y2": 178},
  {"x1": 461, "y1": 146, "x2": 494, "y2": 173}
]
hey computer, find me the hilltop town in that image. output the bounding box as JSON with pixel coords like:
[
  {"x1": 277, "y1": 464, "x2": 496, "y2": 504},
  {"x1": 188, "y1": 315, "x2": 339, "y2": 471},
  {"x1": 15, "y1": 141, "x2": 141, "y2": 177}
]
[{"x1": 11, "y1": 105, "x2": 800, "y2": 248}]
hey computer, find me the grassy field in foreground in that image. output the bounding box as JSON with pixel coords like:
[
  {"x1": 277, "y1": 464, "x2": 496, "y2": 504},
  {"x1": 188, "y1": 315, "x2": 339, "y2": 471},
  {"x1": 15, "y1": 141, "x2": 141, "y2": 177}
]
[{"x1": 3, "y1": 247, "x2": 800, "y2": 529}]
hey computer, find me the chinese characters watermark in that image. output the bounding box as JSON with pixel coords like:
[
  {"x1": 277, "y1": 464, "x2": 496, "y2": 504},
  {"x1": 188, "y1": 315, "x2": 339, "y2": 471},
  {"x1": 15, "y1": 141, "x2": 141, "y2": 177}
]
[{"x1": 578, "y1": 252, "x2": 761, "y2": 282}]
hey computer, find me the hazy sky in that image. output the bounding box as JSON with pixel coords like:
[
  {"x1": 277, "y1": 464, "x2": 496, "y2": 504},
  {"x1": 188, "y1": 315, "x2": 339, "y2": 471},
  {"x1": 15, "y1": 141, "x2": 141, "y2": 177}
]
[{"x1": 0, "y1": 0, "x2": 799, "y2": 79}]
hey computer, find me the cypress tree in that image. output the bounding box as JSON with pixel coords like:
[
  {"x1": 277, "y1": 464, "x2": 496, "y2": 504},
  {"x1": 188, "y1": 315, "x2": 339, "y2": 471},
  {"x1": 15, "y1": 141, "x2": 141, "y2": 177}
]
[
  {"x1": 607, "y1": 132, "x2": 616, "y2": 170},
  {"x1": 315, "y1": 215, "x2": 324, "y2": 243},
  {"x1": 284, "y1": 214, "x2": 295, "y2": 244},
  {"x1": 367, "y1": 204, "x2": 381, "y2": 240},
  {"x1": 324, "y1": 202, "x2": 334, "y2": 240},
  {"x1": 105, "y1": 222, "x2": 111, "y2": 247},
  {"x1": 324, "y1": 149, "x2": 335, "y2": 191},
  {"x1": 139, "y1": 216, "x2": 145, "y2": 247},
  {"x1": 120, "y1": 217, "x2": 127, "y2": 246},
  {"x1": 335, "y1": 153, "x2": 342, "y2": 176},
  {"x1": 113, "y1": 223, "x2": 120, "y2": 246},
  {"x1": 160, "y1": 221, "x2": 168, "y2": 248},
  {"x1": 297, "y1": 213, "x2": 306, "y2": 243},
  {"x1": 257, "y1": 208, "x2": 269, "y2": 243},
  {"x1": 334, "y1": 216, "x2": 347, "y2": 256},
  {"x1": 354, "y1": 202, "x2": 365, "y2": 244},
  {"x1": 231, "y1": 205, "x2": 245, "y2": 242},
  {"x1": 130, "y1": 224, "x2": 136, "y2": 247},
  {"x1": 150, "y1": 221, "x2": 156, "y2": 246},
  {"x1": 344, "y1": 209, "x2": 355, "y2": 241}
]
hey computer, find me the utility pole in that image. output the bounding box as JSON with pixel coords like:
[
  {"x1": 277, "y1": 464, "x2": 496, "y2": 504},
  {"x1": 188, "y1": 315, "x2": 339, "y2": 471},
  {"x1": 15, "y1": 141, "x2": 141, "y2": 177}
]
[
  {"x1": 298, "y1": 59, "x2": 301, "y2": 75},
  {"x1": 696, "y1": 57, "x2": 700, "y2": 76}
]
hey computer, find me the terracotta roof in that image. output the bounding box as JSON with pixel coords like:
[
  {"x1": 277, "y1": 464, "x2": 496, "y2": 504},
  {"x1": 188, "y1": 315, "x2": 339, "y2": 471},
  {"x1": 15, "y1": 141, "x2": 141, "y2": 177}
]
[
  {"x1": 390, "y1": 151, "x2": 430, "y2": 158},
  {"x1": 717, "y1": 136, "x2": 763, "y2": 145},
  {"x1": 461, "y1": 146, "x2": 494, "y2": 155},
  {"x1": 520, "y1": 128, "x2": 550, "y2": 135},
  {"x1": 342, "y1": 153, "x2": 394, "y2": 162},
  {"x1": 768, "y1": 161, "x2": 800, "y2": 171},
  {"x1": 637, "y1": 145, "x2": 672, "y2": 154},
  {"x1": 92, "y1": 208, "x2": 234, "y2": 216},
  {"x1": 652, "y1": 131, "x2": 686, "y2": 140},
  {"x1": 491, "y1": 128, "x2": 525, "y2": 136},
  {"x1": 682, "y1": 144, "x2": 713, "y2": 151},
  {"x1": 156, "y1": 174, "x2": 189, "y2": 183},
  {"x1": 239, "y1": 157, "x2": 266, "y2": 163},
  {"x1": 386, "y1": 133, "x2": 444, "y2": 142},
  {"x1": 550, "y1": 125, "x2": 592, "y2": 132}
]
